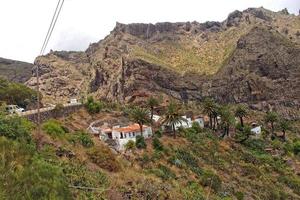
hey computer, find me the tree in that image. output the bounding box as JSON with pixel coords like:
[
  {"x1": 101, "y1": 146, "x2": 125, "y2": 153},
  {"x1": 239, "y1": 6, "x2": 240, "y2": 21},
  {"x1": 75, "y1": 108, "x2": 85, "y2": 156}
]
[
  {"x1": 278, "y1": 118, "x2": 290, "y2": 141},
  {"x1": 265, "y1": 111, "x2": 278, "y2": 139},
  {"x1": 85, "y1": 96, "x2": 103, "y2": 114},
  {"x1": 129, "y1": 107, "x2": 151, "y2": 136},
  {"x1": 235, "y1": 124, "x2": 252, "y2": 143},
  {"x1": 202, "y1": 98, "x2": 216, "y2": 129},
  {"x1": 147, "y1": 96, "x2": 160, "y2": 123},
  {"x1": 235, "y1": 104, "x2": 247, "y2": 127},
  {"x1": 219, "y1": 106, "x2": 234, "y2": 138},
  {"x1": 162, "y1": 102, "x2": 187, "y2": 138}
]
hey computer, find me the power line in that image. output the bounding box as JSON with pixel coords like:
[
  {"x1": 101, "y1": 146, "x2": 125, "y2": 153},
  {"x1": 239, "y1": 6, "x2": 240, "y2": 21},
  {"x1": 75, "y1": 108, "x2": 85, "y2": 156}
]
[
  {"x1": 40, "y1": 0, "x2": 65, "y2": 55},
  {"x1": 39, "y1": 0, "x2": 61, "y2": 55},
  {"x1": 36, "y1": 0, "x2": 65, "y2": 137}
]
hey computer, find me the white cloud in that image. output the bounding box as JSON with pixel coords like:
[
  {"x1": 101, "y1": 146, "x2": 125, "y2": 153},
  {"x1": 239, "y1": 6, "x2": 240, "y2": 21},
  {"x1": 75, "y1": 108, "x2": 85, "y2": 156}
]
[{"x1": 0, "y1": 0, "x2": 298, "y2": 63}]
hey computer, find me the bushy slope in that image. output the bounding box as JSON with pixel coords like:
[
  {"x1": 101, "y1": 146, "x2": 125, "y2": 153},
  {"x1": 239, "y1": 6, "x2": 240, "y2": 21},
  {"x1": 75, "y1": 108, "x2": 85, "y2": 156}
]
[
  {"x1": 0, "y1": 78, "x2": 38, "y2": 108},
  {"x1": 2, "y1": 107, "x2": 300, "y2": 200}
]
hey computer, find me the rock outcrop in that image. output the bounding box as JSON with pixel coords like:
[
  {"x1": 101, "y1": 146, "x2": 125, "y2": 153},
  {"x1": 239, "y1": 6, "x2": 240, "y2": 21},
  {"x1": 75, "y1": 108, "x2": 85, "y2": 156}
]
[
  {"x1": 205, "y1": 26, "x2": 300, "y2": 118},
  {"x1": 24, "y1": 7, "x2": 300, "y2": 117}
]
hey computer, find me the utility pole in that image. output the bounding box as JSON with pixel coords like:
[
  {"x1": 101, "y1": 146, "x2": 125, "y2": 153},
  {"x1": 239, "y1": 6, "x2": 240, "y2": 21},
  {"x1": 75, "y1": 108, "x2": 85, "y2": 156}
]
[{"x1": 36, "y1": 64, "x2": 41, "y2": 134}]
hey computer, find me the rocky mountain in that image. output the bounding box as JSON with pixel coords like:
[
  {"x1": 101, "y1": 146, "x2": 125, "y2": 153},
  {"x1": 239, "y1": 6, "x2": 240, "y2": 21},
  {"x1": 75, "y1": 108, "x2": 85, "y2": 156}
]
[
  {"x1": 0, "y1": 57, "x2": 33, "y2": 83},
  {"x1": 25, "y1": 7, "x2": 300, "y2": 116}
]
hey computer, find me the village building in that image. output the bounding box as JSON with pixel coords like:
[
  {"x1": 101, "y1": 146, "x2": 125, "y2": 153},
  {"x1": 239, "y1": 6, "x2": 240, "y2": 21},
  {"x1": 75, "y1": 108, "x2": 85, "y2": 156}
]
[
  {"x1": 96, "y1": 123, "x2": 152, "y2": 151},
  {"x1": 251, "y1": 122, "x2": 262, "y2": 136},
  {"x1": 161, "y1": 115, "x2": 204, "y2": 132}
]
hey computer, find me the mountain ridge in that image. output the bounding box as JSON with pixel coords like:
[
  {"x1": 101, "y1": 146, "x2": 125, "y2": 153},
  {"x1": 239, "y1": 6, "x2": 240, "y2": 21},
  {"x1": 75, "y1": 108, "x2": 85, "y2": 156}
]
[{"x1": 22, "y1": 7, "x2": 300, "y2": 117}]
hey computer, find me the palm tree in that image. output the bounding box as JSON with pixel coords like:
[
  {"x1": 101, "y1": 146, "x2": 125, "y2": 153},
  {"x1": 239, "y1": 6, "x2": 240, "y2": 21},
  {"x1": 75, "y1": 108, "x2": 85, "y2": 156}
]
[
  {"x1": 219, "y1": 106, "x2": 234, "y2": 138},
  {"x1": 278, "y1": 118, "x2": 290, "y2": 141},
  {"x1": 202, "y1": 98, "x2": 215, "y2": 129},
  {"x1": 129, "y1": 107, "x2": 151, "y2": 136},
  {"x1": 265, "y1": 111, "x2": 278, "y2": 138},
  {"x1": 235, "y1": 104, "x2": 247, "y2": 127},
  {"x1": 147, "y1": 96, "x2": 160, "y2": 123},
  {"x1": 162, "y1": 102, "x2": 187, "y2": 138}
]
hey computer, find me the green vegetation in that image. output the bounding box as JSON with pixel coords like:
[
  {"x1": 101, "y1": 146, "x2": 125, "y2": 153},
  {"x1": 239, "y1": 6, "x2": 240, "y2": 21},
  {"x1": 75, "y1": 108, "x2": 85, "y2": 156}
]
[
  {"x1": 69, "y1": 130, "x2": 94, "y2": 148},
  {"x1": 235, "y1": 104, "x2": 248, "y2": 127},
  {"x1": 0, "y1": 114, "x2": 33, "y2": 142},
  {"x1": 125, "y1": 140, "x2": 136, "y2": 151},
  {"x1": 152, "y1": 136, "x2": 164, "y2": 151},
  {"x1": 87, "y1": 146, "x2": 121, "y2": 172},
  {"x1": 162, "y1": 102, "x2": 187, "y2": 138},
  {"x1": 42, "y1": 119, "x2": 67, "y2": 138},
  {"x1": 265, "y1": 111, "x2": 279, "y2": 138},
  {"x1": 2, "y1": 93, "x2": 300, "y2": 199},
  {"x1": 146, "y1": 96, "x2": 160, "y2": 123},
  {"x1": 136, "y1": 135, "x2": 147, "y2": 149},
  {"x1": 0, "y1": 78, "x2": 38, "y2": 108},
  {"x1": 129, "y1": 106, "x2": 151, "y2": 136},
  {"x1": 85, "y1": 96, "x2": 103, "y2": 114}
]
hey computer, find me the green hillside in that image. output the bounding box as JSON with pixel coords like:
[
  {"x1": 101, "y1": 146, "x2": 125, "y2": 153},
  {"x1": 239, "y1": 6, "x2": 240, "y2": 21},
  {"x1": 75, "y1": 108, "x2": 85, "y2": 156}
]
[{"x1": 1, "y1": 100, "x2": 300, "y2": 199}]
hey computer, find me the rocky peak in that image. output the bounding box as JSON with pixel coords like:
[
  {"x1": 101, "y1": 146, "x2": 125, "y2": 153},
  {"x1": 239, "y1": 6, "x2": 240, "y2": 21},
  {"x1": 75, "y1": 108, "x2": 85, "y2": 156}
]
[{"x1": 278, "y1": 8, "x2": 290, "y2": 15}]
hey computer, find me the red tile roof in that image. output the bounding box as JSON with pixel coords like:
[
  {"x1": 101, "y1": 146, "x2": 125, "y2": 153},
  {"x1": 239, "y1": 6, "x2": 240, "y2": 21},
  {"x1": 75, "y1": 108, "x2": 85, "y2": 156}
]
[{"x1": 114, "y1": 123, "x2": 148, "y2": 133}]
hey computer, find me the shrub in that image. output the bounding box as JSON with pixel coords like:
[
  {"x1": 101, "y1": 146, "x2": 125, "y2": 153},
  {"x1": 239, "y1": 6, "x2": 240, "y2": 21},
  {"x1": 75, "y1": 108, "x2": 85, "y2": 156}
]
[
  {"x1": 76, "y1": 131, "x2": 94, "y2": 148},
  {"x1": 42, "y1": 119, "x2": 66, "y2": 137},
  {"x1": 125, "y1": 140, "x2": 136, "y2": 151},
  {"x1": 136, "y1": 135, "x2": 147, "y2": 149},
  {"x1": 0, "y1": 115, "x2": 33, "y2": 142},
  {"x1": 152, "y1": 137, "x2": 163, "y2": 151},
  {"x1": 154, "y1": 130, "x2": 163, "y2": 138},
  {"x1": 191, "y1": 121, "x2": 202, "y2": 132},
  {"x1": 61, "y1": 161, "x2": 109, "y2": 198},
  {"x1": 138, "y1": 153, "x2": 151, "y2": 167},
  {"x1": 87, "y1": 146, "x2": 120, "y2": 172},
  {"x1": 235, "y1": 191, "x2": 244, "y2": 200},
  {"x1": 148, "y1": 164, "x2": 176, "y2": 180},
  {"x1": 182, "y1": 181, "x2": 205, "y2": 200},
  {"x1": 200, "y1": 170, "x2": 222, "y2": 192},
  {"x1": 0, "y1": 137, "x2": 71, "y2": 199},
  {"x1": 175, "y1": 149, "x2": 202, "y2": 176},
  {"x1": 243, "y1": 138, "x2": 266, "y2": 153},
  {"x1": 278, "y1": 175, "x2": 300, "y2": 195},
  {"x1": 0, "y1": 78, "x2": 38, "y2": 108},
  {"x1": 293, "y1": 141, "x2": 300, "y2": 155},
  {"x1": 234, "y1": 124, "x2": 252, "y2": 143},
  {"x1": 85, "y1": 96, "x2": 103, "y2": 114}
]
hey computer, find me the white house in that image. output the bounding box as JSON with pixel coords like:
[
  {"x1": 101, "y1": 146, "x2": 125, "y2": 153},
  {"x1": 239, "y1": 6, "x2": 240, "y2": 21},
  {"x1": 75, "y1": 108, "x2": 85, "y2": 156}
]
[
  {"x1": 99, "y1": 123, "x2": 153, "y2": 151},
  {"x1": 251, "y1": 123, "x2": 261, "y2": 136},
  {"x1": 161, "y1": 115, "x2": 204, "y2": 132}
]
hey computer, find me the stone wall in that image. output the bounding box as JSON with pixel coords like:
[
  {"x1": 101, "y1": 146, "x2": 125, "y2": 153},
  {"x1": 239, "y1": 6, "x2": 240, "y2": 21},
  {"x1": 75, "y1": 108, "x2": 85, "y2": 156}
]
[{"x1": 25, "y1": 104, "x2": 83, "y2": 123}]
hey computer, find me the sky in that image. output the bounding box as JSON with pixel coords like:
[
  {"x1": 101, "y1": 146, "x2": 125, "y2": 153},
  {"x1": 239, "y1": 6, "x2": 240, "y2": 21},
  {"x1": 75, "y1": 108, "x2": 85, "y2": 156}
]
[{"x1": 0, "y1": 0, "x2": 299, "y2": 63}]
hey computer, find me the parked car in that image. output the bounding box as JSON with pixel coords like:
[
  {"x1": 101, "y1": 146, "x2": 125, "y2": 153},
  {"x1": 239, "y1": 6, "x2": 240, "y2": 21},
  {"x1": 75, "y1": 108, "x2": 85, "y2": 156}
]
[{"x1": 6, "y1": 105, "x2": 25, "y2": 114}]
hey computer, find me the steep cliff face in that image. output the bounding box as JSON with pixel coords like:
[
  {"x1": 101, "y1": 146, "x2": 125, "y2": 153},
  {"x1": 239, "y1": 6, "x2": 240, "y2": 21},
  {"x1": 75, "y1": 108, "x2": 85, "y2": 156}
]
[
  {"x1": 25, "y1": 7, "x2": 300, "y2": 116},
  {"x1": 204, "y1": 26, "x2": 300, "y2": 117},
  {"x1": 26, "y1": 51, "x2": 93, "y2": 103},
  {"x1": 0, "y1": 57, "x2": 33, "y2": 83}
]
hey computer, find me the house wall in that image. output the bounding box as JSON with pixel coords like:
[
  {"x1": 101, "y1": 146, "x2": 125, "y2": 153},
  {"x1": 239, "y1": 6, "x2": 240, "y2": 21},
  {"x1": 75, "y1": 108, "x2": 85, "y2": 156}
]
[{"x1": 112, "y1": 127, "x2": 153, "y2": 151}]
